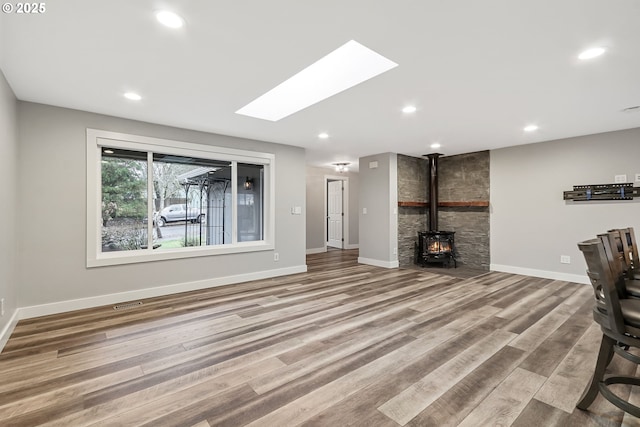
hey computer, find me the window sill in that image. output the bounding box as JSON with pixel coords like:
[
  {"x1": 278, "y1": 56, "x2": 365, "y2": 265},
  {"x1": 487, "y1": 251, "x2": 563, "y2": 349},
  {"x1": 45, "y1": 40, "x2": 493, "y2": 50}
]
[{"x1": 87, "y1": 241, "x2": 274, "y2": 268}]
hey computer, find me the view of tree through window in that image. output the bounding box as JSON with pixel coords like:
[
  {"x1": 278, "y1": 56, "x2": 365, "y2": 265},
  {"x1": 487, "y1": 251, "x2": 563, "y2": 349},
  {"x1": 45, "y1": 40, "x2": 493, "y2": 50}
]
[{"x1": 101, "y1": 149, "x2": 148, "y2": 251}]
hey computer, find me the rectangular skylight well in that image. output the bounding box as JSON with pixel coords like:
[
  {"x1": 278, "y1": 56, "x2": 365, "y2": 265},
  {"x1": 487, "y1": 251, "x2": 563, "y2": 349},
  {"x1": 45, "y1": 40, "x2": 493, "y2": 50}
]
[{"x1": 235, "y1": 40, "x2": 398, "y2": 121}]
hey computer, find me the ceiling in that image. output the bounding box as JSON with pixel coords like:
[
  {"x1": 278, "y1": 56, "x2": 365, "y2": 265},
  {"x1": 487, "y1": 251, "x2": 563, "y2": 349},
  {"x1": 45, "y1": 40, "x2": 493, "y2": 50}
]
[{"x1": 1, "y1": 1, "x2": 639, "y2": 170}]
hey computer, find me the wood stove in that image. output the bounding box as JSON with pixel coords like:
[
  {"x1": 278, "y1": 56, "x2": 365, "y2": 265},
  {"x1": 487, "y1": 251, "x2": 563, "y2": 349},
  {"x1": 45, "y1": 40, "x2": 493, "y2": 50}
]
[{"x1": 416, "y1": 231, "x2": 457, "y2": 267}]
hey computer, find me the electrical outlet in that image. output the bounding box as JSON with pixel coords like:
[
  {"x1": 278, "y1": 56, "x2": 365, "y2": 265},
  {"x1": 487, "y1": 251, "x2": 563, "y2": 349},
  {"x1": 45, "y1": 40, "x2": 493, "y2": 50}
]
[
  {"x1": 560, "y1": 255, "x2": 571, "y2": 264},
  {"x1": 636, "y1": 173, "x2": 640, "y2": 182},
  {"x1": 614, "y1": 174, "x2": 627, "y2": 183},
  {"x1": 0, "y1": 298, "x2": 4, "y2": 316},
  {"x1": 274, "y1": 252, "x2": 279, "y2": 262}
]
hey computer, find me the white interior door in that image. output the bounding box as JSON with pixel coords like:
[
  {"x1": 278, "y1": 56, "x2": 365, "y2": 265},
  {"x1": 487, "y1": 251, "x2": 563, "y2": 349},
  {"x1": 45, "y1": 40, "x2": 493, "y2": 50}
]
[{"x1": 327, "y1": 180, "x2": 343, "y2": 248}]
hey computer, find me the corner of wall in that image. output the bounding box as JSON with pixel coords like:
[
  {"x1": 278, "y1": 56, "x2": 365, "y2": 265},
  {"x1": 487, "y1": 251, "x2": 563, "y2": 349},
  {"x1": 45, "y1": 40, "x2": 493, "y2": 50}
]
[
  {"x1": 0, "y1": 307, "x2": 19, "y2": 353},
  {"x1": 0, "y1": 68, "x2": 19, "y2": 350}
]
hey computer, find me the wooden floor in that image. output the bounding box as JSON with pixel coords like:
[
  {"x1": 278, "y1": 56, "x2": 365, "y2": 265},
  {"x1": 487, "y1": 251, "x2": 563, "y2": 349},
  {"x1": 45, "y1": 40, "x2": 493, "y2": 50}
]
[{"x1": 2, "y1": 250, "x2": 640, "y2": 426}]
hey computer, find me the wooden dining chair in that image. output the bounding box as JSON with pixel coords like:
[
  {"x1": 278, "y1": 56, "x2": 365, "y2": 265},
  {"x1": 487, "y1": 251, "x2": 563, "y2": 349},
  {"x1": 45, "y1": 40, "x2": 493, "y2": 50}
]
[
  {"x1": 598, "y1": 231, "x2": 640, "y2": 298},
  {"x1": 576, "y1": 238, "x2": 640, "y2": 417}
]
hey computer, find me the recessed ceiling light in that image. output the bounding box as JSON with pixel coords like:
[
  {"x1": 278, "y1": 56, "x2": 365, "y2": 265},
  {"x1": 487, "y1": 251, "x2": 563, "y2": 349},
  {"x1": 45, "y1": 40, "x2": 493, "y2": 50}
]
[
  {"x1": 236, "y1": 40, "x2": 398, "y2": 121},
  {"x1": 318, "y1": 132, "x2": 329, "y2": 139},
  {"x1": 524, "y1": 125, "x2": 539, "y2": 132},
  {"x1": 430, "y1": 143, "x2": 441, "y2": 149},
  {"x1": 402, "y1": 106, "x2": 417, "y2": 114},
  {"x1": 156, "y1": 11, "x2": 184, "y2": 28},
  {"x1": 124, "y1": 92, "x2": 142, "y2": 101},
  {"x1": 578, "y1": 47, "x2": 606, "y2": 60}
]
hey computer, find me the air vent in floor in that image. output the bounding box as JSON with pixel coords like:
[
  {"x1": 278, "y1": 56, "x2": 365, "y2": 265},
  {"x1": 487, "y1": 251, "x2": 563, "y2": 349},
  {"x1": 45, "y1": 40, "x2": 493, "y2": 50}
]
[{"x1": 113, "y1": 301, "x2": 144, "y2": 310}]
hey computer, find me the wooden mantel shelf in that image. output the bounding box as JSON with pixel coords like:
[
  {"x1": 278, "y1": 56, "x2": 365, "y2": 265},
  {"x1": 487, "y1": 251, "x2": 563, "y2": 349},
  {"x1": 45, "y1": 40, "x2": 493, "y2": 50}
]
[{"x1": 398, "y1": 201, "x2": 489, "y2": 207}]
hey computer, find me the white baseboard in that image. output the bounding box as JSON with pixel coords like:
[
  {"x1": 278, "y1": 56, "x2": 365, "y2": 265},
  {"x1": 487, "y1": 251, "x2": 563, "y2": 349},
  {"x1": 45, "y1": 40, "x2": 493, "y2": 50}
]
[
  {"x1": 306, "y1": 247, "x2": 326, "y2": 255},
  {"x1": 17, "y1": 265, "x2": 308, "y2": 321},
  {"x1": 307, "y1": 245, "x2": 357, "y2": 254},
  {"x1": 0, "y1": 309, "x2": 19, "y2": 353},
  {"x1": 358, "y1": 257, "x2": 399, "y2": 269},
  {"x1": 490, "y1": 264, "x2": 589, "y2": 285}
]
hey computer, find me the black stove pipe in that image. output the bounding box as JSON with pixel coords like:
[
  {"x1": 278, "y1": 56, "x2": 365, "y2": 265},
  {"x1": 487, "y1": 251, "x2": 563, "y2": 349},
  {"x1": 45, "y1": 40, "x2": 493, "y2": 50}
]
[{"x1": 425, "y1": 153, "x2": 441, "y2": 231}]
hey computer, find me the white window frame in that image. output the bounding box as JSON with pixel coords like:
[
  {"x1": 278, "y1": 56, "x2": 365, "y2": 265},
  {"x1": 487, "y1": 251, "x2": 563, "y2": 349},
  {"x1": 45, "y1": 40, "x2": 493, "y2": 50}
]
[{"x1": 86, "y1": 129, "x2": 275, "y2": 267}]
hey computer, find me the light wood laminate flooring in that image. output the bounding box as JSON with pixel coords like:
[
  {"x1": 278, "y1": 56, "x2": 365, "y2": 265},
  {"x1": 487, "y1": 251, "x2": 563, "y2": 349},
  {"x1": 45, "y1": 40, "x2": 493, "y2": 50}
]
[{"x1": 1, "y1": 250, "x2": 638, "y2": 426}]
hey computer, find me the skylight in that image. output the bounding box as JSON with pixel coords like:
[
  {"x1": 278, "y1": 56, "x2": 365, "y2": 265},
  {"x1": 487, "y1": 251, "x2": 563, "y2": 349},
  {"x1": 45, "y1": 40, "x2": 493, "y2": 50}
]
[{"x1": 236, "y1": 40, "x2": 398, "y2": 121}]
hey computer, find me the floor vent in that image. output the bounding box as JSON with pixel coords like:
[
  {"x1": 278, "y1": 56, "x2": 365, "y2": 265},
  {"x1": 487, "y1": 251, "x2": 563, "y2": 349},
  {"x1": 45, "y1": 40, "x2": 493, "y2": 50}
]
[{"x1": 113, "y1": 301, "x2": 144, "y2": 310}]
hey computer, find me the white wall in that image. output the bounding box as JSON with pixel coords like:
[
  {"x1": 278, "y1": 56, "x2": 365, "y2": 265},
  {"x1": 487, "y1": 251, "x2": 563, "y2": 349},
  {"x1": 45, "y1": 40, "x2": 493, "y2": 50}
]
[
  {"x1": 0, "y1": 70, "x2": 18, "y2": 345},
  {"x1": 305, "y1": 166, "x2": 359, "y2": 252},
  {"x1": 491, "y1": 127, "x2": 640, "y2": 283},
  {"x1": 16, "y1": 102, "x2": 307, "y2": 315},
  {"x1": 358, "y1": 153, "x2": 398, "y2": 268},
  {"x1": 348, "y1": 172, "x2": 359, "y2": 246}
]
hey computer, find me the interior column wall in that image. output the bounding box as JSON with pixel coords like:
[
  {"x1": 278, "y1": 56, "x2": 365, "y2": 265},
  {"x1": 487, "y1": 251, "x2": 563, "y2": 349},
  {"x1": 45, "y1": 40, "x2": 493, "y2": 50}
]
[
  {"x1": 0, "y1": 69, "x2": 18, "y2": 343},
  {"x1": 359, "y1": 153, "x2": 398, "y2": 268}
]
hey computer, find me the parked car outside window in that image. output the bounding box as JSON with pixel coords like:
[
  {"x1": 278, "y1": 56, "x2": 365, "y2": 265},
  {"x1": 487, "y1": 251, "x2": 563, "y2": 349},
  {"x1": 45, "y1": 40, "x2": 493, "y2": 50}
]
[{"x1": 157, "y1": 204, "x2": 204, "y2": 227}]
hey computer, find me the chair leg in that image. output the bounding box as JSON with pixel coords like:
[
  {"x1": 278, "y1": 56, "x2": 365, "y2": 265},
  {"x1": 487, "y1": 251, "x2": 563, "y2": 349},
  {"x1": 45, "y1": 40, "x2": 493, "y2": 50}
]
[{"x1": 577, "y1": 334, "x2": 616, "y2": 410}]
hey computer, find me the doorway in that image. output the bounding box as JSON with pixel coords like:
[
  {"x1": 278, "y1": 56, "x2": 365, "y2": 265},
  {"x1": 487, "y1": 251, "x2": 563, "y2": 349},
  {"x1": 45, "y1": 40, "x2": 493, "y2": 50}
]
[{"x1": 325, "y1": 176, "x2": 349, "y2": 250}]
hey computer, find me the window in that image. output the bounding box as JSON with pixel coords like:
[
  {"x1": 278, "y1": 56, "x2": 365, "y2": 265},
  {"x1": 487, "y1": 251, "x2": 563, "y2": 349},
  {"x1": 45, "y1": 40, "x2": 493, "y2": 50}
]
[{"x1": 87, "y1": 129, "x2": 274, "y2": 267}]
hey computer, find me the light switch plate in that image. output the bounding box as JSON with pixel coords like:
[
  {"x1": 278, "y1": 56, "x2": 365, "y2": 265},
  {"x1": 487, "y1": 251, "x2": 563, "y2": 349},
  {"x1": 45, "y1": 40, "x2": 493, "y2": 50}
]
[{"x1": 614, "y1": 174, "x2": 627, "y2": 183}]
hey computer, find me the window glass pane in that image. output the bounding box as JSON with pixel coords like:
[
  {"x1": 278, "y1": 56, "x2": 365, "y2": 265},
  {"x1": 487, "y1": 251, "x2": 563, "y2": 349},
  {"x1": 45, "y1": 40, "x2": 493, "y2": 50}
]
[
  {"x1": 237, "y1": 163, "x2": 264, "y2": 242},
  {"x1": 152, "y1": 154, "x2": 232, "y2": 249},
  {"x1": 101, "y1": 148, "x2": 148, "y2": 252}
]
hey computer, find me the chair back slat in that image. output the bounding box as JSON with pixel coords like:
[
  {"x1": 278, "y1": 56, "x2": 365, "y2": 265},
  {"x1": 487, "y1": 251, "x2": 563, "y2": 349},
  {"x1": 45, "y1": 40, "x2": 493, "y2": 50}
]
[
  {"x1": 623, "y1": 227, "x2": 640, "y2": 276},
  {"x1": 607, "y1": 228, "x2": 635, "y2": 275},
  {"x1": 597, "y1": 232, "x2": 629, "y2": 298},
  {"x1": 578, "y1": 238, "x2": 626, "y2": 334}
]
